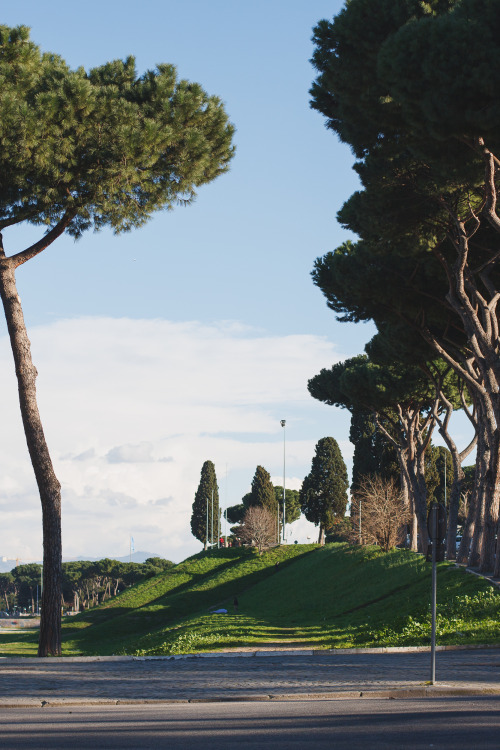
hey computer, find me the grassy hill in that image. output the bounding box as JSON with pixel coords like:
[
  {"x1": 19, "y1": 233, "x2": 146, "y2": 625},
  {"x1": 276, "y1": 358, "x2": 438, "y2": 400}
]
[{"x1": 1, "y1": 543, "x2": 498, "y2": 656}]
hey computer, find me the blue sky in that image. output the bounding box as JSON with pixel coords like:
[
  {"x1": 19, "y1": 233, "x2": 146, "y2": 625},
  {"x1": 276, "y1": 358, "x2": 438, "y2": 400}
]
[{"x1": 0, "y1": 1, "x2": 384, "y2": 564}]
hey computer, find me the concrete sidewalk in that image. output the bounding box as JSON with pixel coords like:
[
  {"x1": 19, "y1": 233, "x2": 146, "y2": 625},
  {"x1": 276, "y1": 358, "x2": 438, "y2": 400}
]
[{"x1": 0, "y1": 647, "x2": 499, "y2": 706}]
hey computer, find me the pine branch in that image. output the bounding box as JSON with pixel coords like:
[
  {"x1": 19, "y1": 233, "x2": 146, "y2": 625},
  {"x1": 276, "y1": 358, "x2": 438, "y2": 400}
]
[{"x1": 8, "y1": 209, "x2": 78, "y2": 268}]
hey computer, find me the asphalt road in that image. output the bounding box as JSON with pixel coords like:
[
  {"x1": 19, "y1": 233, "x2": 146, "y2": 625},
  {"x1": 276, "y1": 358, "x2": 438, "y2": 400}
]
[
  {"x1": 1, "y1": 648, "x2": 500, "y2": 703},
  {"x1": 1, "y1": 697, "x2": 499, "y2": 749}
]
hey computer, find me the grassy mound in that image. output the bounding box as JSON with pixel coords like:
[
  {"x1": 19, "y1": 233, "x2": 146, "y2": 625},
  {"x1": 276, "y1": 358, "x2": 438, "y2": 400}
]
[
  {"x1": 127, "y1": 544, "x2": 499, "y2": 656},
  {"x1": 1, "y1": 543, "x2": 498, "y2": 657}
]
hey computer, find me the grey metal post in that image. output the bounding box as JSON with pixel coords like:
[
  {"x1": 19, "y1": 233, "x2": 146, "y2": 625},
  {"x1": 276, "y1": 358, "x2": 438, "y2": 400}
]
[
  {"x1": 281, "y1": 420, "x2": 286, "y2": 542},
  {"x1": 444, "y1": 457, "x2": 447, "y2": 511},
  {"x1": 359, "y1": 500, "x2": 362, "y2": 544},
  {"x1": 430, "y1": 504, "x2": 437, "y2": 684}
]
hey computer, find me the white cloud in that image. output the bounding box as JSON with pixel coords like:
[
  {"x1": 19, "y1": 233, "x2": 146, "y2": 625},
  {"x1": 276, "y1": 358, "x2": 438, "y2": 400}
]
[
  {"x1": 0, "y1": 316, "x2": 349, "y2": 563},
  {"x1": 106, "y1": 443, "x2": 157, "y2": 464}
]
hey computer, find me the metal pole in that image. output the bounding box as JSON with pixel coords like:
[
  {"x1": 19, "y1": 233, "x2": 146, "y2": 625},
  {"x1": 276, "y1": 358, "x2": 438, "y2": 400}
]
[
  {"x1": 281, "y1": 420, "x2": 286, "y2": 542},
  {"x1": 430, "y1": 504, "x2": 437, "y2": 685},
  {"x1": 217, "y1": 485, "x2": 220, "y2": 549},
  {"x1": 359, "y1": 500, "x2": 362, "y2": 544},
  {"x1": 277, "y1": 482, "x2": 280, "y2": 545},
  {"x1": 444, "y1": 456, "x2": 447, "y2": 511},
  {"x1": 211, "y1": 489, "x2": 214, "y2": 548},
  {"x1": 206, "y1": 496, "x2": 209, "y2": 549},
  {"x1": 225, "y1": 464, "x2": 228, "y2": 547}
]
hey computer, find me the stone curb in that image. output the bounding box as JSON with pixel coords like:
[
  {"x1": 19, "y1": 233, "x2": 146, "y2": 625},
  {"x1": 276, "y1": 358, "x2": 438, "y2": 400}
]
[
  {"x1": 1, "y1": 643, "x2": 499, "y2": 663},
  {"x1": 0, "y1": 685, "x2": 499, "y2": 708}
]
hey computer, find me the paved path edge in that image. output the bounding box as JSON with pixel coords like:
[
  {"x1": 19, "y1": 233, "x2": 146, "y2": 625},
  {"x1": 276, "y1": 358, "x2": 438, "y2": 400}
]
[
  {"x1": 0, "y1": 684, "x2": 499, "y2": 708},
  {"x1": 1, "y1": 642, "x2": 499, "y2": 663},
  {"x1": 0, "y1": 643, "x2": 500, "y2": 664}
]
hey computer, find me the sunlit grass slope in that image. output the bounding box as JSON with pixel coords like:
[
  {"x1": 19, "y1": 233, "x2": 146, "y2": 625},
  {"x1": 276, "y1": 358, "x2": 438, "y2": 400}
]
[
  {"x1": 61, "y1": 544, "x2": 315, "y2": 655},
  {"x1": 1, "y1": 543, "x2": 498, "y2": 657},
  {"x1": 126, "y1": 544, "x2": 499, "y2": 655},
  {"x1": 61, "y1": 543, "x2": 499, "y2": 656}
]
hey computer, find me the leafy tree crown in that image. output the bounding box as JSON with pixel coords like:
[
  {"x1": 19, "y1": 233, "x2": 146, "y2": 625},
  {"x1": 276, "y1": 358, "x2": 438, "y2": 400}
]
[{"x1": 0, "y1": 25, "x2": 235, "y2": 239}]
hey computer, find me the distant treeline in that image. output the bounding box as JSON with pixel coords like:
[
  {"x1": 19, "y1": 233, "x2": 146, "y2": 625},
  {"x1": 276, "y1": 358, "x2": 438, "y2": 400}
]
[{"x1": 0, "y1": 557, "x2": 173, "y2": 614}]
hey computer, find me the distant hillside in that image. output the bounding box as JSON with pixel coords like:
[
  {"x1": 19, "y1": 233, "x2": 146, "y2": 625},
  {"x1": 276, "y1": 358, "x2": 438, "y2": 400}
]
[
  {"x1": 63, "y1": 551, "x2": 162, "y2": 565},
  {"x1": 0, "y1": 551, "x2": 162, "y2": 572},
  {"x1": 58, "y1": 544, "x2": 500, "y2": 657},
  {"x1": 0, "y1": 558, "x2": 17, "y2": 573}
]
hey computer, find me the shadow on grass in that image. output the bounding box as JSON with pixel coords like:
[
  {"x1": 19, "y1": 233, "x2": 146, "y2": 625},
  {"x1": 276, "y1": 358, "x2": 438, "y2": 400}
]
[
  {"x1": 64, "y1": 548, "x2": 315, "y2": 655},
  {"x1": 0, "y1": 629, "x2": 40, "y2": 657}
]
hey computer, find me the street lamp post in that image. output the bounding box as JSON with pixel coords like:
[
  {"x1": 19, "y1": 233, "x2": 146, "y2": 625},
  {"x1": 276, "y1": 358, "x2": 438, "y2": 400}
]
[
  {"x1": 281, "y1": 420, "x2": 286, "y2": 543},
  {"x1": 217, "y1": 484, "x2": 221, "y2": 549},
  {"x1": 206, "y1": 496, "x2": 209, "y2": 550},
  {"x1": 444, "y1": 455, "x2": 447, "y2": 511}
]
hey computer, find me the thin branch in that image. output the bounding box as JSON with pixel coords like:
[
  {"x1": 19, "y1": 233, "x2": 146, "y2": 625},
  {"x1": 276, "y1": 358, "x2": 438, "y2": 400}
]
[
  {"x1": 0, "y1": 208, "x2": 40, "y2": 232},
  {"x1": 7, "y1": 209, "x2": 78, "y2": 269}
]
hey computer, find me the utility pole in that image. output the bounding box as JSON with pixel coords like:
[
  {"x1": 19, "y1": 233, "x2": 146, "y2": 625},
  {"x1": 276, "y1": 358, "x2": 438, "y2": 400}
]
[
  {"x1": 359, "y1": 500, "x2": 362, "y2": 544},
  {"x1": 206, "y1": 496, "x2": 209, "y2": 550},
  {"x1": 281, "y1": 420, "x2": 286, "y2": 542},
  {"x1": 444, "y1": 456, "x2": 447, "y2": 511}
]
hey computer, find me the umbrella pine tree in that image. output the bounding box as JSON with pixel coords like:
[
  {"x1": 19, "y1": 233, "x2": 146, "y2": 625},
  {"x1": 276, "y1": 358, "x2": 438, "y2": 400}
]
[{"x1": 0, "y1": 25, "x2": 234, "y2": 654}]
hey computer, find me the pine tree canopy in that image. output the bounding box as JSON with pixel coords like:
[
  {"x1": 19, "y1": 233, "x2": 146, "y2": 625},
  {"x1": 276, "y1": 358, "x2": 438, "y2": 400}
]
[
  {"x1": 273, "y1": 486, "x2": 301, "y2": 524},
  {"x1": 349, "y1": 409, "x2": 399, "y2": 494},
  {"x1": 0, "y1": 25, "x2": 235, "y2": 245}
]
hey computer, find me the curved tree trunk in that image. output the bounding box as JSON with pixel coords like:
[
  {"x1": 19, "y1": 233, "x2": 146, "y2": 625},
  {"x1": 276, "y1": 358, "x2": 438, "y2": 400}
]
[
  {"x1": 0, "y1": 243, "x2": 62, "y2": 656},
  {"x1": 457, "y1": 485, "x2": 476, "y2": 565}
]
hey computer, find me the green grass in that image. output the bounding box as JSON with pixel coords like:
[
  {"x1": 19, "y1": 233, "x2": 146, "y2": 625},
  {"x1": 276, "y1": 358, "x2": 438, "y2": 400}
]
[{"x1": 1, "y1": 543, "x2": 498, "y2": 657}]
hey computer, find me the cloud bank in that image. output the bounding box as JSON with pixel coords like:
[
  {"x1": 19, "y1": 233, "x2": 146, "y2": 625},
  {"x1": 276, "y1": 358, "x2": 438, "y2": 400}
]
[{"x1": 0, "y1": 317, "x2": 349, "y2": 563}]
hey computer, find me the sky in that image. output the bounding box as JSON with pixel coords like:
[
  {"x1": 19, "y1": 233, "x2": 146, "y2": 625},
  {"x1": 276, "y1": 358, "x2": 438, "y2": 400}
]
[{"x1": 0, "y1": 0, "x2": 428, "y2": 565}]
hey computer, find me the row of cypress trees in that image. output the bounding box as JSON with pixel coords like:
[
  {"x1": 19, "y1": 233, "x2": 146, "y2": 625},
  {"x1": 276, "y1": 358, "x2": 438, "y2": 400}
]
[{"x1": 190, "y1": 437, "x2": 349, "y2": 548}]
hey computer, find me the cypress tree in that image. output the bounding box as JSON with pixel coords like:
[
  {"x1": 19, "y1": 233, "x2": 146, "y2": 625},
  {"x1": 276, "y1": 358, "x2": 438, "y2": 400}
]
[
  {"x1": 249, "y1": 466, "x2": 277, "y2": 514},
  {"x1": 191, "y1": 461, "x2": 219, "y2": 549},
  {"x1": 300, "y1": 437, "x2": 348, "y2": 545},
  {"x1": 350, "y1": 409, "x2": 399, "y2": 498}
]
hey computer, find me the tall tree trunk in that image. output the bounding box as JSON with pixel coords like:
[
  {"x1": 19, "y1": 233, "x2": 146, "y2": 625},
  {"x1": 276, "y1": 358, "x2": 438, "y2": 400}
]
[
  {"x1": 0, "y1": 242, "x2": 62, "y2": 656},
  {"x1": 494, "y1": 523, "x2": 500, "y2": 578},
  {"x1": 318, "y1": 524, "x2": 325, "y2": 545},
  {"x1": 457, "y1": 484, "x2": 476, "y2": 565},
  {"x1": 408, "y1": 453, "x2": 429, "y2": 555},
  {"x1": 409, "y1": 511, "x2": 418, "y2": 551},
  {"x1": 480, "y1": 426, "x2": 500, "y2": 572},
  {"x1": 446, "y1": 462, "x2": 462, "y2": 562}
]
